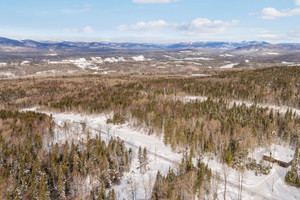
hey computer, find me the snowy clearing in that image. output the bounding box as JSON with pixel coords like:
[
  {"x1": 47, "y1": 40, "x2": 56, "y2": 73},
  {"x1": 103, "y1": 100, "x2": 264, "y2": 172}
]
[
  {"x1": 20, "y1": 61, "x2": 30, "y2": 65},
  {"x1": 131, "y1": 55, "x2": 150, "y2": 62},
  {"x1": 220, "y1": 63, "x2": 239, "y2": 69}
]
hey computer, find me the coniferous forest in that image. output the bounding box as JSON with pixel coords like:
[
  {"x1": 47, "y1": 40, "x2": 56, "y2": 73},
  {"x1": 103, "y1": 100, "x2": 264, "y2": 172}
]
[{"x1": 0, "y1": 65, "x2": 300, "y2": 199}]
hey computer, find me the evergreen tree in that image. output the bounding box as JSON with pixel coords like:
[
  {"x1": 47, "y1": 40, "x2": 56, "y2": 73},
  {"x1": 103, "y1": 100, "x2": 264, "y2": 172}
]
[{"x1": 97, "y1": 183, "x2": 106, "y2": 200}]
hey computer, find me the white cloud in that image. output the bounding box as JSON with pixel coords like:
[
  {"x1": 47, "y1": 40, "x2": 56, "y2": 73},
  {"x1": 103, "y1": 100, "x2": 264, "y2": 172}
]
[
  {"x1": 296, "y1": 0, "x2": 300, "y2": 6},
  {"x1": 132, "y1": 0, "x2": 178, "y2": 3},
  {"x1": 117, "y1": 20, "x2": 169, "y2": 31},
  {"x1": 117, "y1": 18, "x2": 238, "y2": 35},
  {"x1": 63, "y1": 26, "x2": 94, "y2": 34},
  {"x1": 177, "y1": 18, "x2": 239, "y2": 35},
  {"x1": 83, "y1": 26, "x2": 94, "y2": 34},
  {"x1": 259, "y1": 7, "x2": 300, "y2": 19}
]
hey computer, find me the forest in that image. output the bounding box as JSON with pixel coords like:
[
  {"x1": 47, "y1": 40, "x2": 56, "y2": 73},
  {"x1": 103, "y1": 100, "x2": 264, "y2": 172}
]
[
  {"x1": 0, "y1": 110, "x2": 130, "y2": 199},
  {"x1": 0, "y1": 65, "x2": 299, "y2": 199}
]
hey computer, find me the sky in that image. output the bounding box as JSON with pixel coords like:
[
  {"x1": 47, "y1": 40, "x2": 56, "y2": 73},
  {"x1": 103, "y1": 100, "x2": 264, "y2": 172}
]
[{"x1": 1, "y1": 0, "x2": 300, "y2": 43}]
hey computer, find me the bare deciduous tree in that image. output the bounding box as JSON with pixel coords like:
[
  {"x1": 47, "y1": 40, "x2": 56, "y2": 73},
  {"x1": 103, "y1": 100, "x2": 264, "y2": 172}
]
[
  {"x1": 129, "y1": 177, "x2": 137, "y2": 200},
  {"x1": 222, "y1": 164, "x2": 231, "y2": 200},
  {"x1": 236, "y1": 167, "x2": 246, "y2": 200},
  {"x1": 142, "y1": 174, "x2": 154, "y2": 200},
  {"x1": 211, "y1": 171, "x2": 221, "y2": 200}
]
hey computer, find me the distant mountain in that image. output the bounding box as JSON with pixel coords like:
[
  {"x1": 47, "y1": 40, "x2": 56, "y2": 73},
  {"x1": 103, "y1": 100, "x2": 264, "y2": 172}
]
[
  {"x1": 227, "y1": 44, "x2": 300, "y2": 56},
  {"x1": 0, "y1": 36, "x2": 300, "y2": 54},
  {"x1": 0, "y1": 37, "x2": 24, "y2": 46},
  {"x1": 165, "y1": 41, "x2": 270, "y2": 49}
]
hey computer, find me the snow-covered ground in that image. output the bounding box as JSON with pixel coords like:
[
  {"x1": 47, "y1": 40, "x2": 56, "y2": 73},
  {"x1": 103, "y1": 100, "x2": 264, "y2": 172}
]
[
  {"x1": 191, "y1": 74, "x2": 210, "y2": 77},
  {"x1": 131, "y1": 55, "x2": 150, "y2": 62},
  {"x1": 104, "y1": 57, "x2": 126, "y2": 63},
  {"x1": 220, "y1": 54, "x2": 233, "y2": 57},
  {"x1": 20, "y1": 60, "x2": 30, "y2": 65},
  {"x1": 23, "y1": 108, "x2": 180, "y2": 199},
  {"x1": 282, "y1": 61, "x2": 300, "y2": 66},
  {"x1": 220, "y1": 63, "x2": 239, "y2": 69},
  {"x1": 22, "y1": 107, "x2": 300, "y2": 200},
  {"x1": 0, "y1": 71, "x2": 16, "y2": 79},
  {"x1": 265, "y1": 52, "x2": 279, "y2": 55},
  {"x1": 46, "y1": 55, "x2": 151, "y2": 70},
  {"x1": 205, "y1": 144, "x2": 299, "y2": 200},
  {"x1": 182, "y1": 96, "x2": 300, "y2": 117}
]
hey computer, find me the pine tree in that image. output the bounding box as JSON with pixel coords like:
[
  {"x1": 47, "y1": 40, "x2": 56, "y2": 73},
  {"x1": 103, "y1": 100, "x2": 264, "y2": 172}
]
[
  {"x1": 138, "y1": 146, "x2": 142, "y2": 165},
  {"x1": 107, "y1": 189, "x2": 116, "y2": 200},
  {"x1": 97, "y1": 183, "x2": 106, "y2": 200},
  {"x1": 143, "y1": 147, "x2": 148, "y2": 171},
  {"x1": 39, "y1": 176, "x2": 47, "y2": 200},
  {"x1": 286, "y1": 145, "x2": 299, "y2": 186},
  {"x1": 57, "y1": 165, "x2": 66, "y2": 199}
]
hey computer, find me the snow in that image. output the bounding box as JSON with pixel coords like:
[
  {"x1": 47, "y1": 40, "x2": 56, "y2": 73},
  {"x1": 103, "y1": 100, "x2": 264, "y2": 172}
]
[
  {"x1": 22, "y1": 109, "x2": 180, "y2": 199},
  {"x1": 20, "y1": 61, "x2": 30, "y2": 65},
  {"x1": 163, "y1": 55, "x2": 176, "y2": 60},
  {"x1": 191, "y1": 74, "x2": 210, "y2": 77},
  {"x1": 220, "y1": 63, "x2": 239, "y2": 69},
  {"x1": 261, "y1": 145, "x2": 293, "y2": 164},
  {"x1": 131, "y1": 55, "x2": 147, "y2": 62},
  {"x1": 45, "y1": 53, "x2": 57, "y2": 56},
  {"x1": 103, "y1": 57, "x2": 126, "y2": 63},
  {"x1": 69, "y1": 58, "x2": 91, "y2": 69},
  {"x1": 90, "y1": 57, "x2": 104, "y2": 64},
  {"x1": 47, "y1": 58, "x2": 96, "y2": 70},
  {"x1": 197, "y1": 57, "x2": 214, "y2": 61},
  {"x1": 282, "y1": 61, "x2": 300, "y2": 66},
  {"x1": 46, "y1": 56, "x2": 129, "y2": 70},
  {"x1": 266, "y1": 53, "x2": 279, "y2": 55},
  {"x1": 184, "y1": 57, "x2": 211, "y2": 61},
  {"x1": 245, "y1": 60, "x2": 249, "y2": 63},
  {"x1": 35, "y1": 69, "x2": 78, "y2": 76},
  {"x1": 0, "y1": 72, "x2": 15, "y2": 79},
  {"x1": 21, "y1": 107, "x2": 300, "y2": 199},
  {"x1": 183, "y1": 96, "x2": 300, "y2": 117},
  {"x1": 220, "y1": 54, "x2": 233, "y2": 57},
  {"x1": 0, "y1": 62, "x2": 7, "y2": 66},
  {"x1": 204, "y1": 144, "x2": 299, "y2": 200},
  {"x1": 189, "y1": 62, "x2": 202, "y2": 66}
]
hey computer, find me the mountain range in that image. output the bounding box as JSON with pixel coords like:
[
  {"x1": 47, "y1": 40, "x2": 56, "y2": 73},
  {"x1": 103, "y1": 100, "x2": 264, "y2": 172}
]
[
  {"x1": 1, "y1": 36, "x2": 300, "y2": 59},
  {"x1": 0, "y1": 37, "x2": 279, "y2": 50}
]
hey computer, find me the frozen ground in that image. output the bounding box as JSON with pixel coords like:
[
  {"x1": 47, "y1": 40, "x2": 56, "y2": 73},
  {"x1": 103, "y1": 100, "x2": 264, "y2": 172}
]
[{"x1": 23, "y1": 108, "x2": 300, "y2": 199}]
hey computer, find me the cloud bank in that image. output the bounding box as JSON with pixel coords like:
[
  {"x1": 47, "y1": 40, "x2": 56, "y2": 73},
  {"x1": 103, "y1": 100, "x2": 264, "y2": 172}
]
[
  {"x1": 259, "y1": 7, "x2": 300, "y2": 19},
  {"x1": 117, "y1": 18, "x2": 238, "y2": 35}
]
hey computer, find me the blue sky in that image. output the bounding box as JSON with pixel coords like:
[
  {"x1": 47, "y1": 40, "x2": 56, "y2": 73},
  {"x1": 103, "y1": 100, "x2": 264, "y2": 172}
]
[{"x1": 1, "y1": 0, "x2": 300, "y2": 43}]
